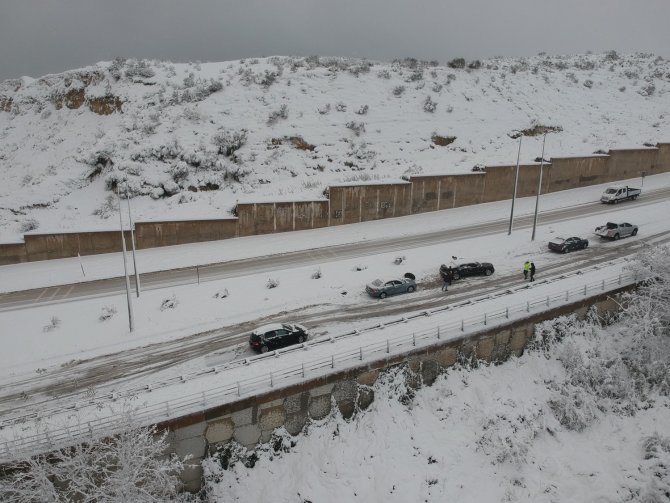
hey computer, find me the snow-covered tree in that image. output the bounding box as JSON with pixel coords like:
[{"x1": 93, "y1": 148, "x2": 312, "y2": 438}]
[{"x1": 0, "y1": 415, "x2": 188, "y2": 502}]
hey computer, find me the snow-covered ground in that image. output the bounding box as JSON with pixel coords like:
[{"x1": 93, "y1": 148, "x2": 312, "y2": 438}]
[
  {"x1": 204, "y1": 314, "x2": 670, "y2": 503},
  {"x1": 2, "y1": 174, "x2": 669, "y2": 378},
  {"x1": 1, "y1": 52, "x2": 668, "y2": 242}
]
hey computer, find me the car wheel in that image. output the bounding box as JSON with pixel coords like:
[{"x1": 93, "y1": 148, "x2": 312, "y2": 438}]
[
  {"x1": 260, "y1": 345, "x2": 269, "y2": 353},
  {"x1": 453, "y1": 272, "x2": 460, "y2": 280},
  {"x1": 614, "y1": 198, "x2": 619, "y2": 204},
  {"x1": 614, "y1": 233, "x2": 620, "y2": 241},
  {"x1": 562, "y1": 247, "x2": 569, "y2": 254},
  {"x1": 583, "y1": 242, "x2": 588, "y2": 249},
  {"x1": 632, "y1": 228, "x2": 638, "y2": 236},
  {"x1": 485, "y1": 269, "x2": 492, "y2": 276},
  {"x1": 298, "y1": 335, "x2": 305, "y2": 343},
  {"x1": 407, "y1": 286, "x2": 415, "y2": 293},
  {"x1": 379, "y1": 292, "x2": 387, "y2": 299}
]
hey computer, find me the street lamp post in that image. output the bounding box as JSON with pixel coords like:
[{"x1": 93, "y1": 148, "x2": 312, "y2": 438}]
[
  {"x1": 118, "y1": 191, "x2": 134, "y2": 332},
  {"x1": 125, "y1": 185, "x2": 141, "y2": 297},
  {"x1": 508, "y1": 136, "x2": 522, "y2": 235},
  {"x1": 531, "y1": 133, "x2": 547, "y2": 241}
]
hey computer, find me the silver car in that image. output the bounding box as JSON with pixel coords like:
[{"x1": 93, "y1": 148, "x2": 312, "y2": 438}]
[
  {"x1": 366, "y1": 275, "x2": 417, "y2": 299},
  {"x1": 595, "y1": 222, "x2": 638, "y2": 240}
]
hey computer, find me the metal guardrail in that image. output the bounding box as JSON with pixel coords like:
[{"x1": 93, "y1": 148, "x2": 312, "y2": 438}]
[{"x1": 0, "y1": 269, "x2": 637, "y2": 461}]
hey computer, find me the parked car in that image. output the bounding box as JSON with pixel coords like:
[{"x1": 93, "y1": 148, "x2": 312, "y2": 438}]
[
  {"x1": 548, "y1": 236, "x2": 589, "y2": 253},
  {"x1": 366, "y1": 273, "x2": 416, "y2": 299},
  {"x1": 600, "y1": 185, "x2": 641, "y2": 204},
  {"x1": 249, "y1": 323, "x2": 309, "y2": 353},
  {"x1": 449, "y1": 262, "x2": 495, "y2": 280},
  {"x1": 595, "y1": 222, "x2": 638, "y2": 240}
]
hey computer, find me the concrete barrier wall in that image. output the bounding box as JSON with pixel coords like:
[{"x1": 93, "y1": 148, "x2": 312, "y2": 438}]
[
  {"x1": 135, "y1": 219, "x2": 238, "y2": 249},
  {"x1": 236, "y1": 201, "x2": 329, "y2": 237},
  {"x1": 328, "y1": 183, "x2": 412, "y2": 226},
  {"x1": 161, "y1": 286, "x2": 630, "y2": 491},
  {"x1": 545, "y1": 155, "x2": 609, "y2": 192},
  {"x1": 607, "y1": 148, "x2": 658, "y2": 180},
  {"x1": 1, "y1": 141, "x2": 668, "y2": 266}
]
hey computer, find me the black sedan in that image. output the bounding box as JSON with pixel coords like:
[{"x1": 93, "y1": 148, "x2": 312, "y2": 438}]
[
  {"x1": 249, "y1": 323, "x2": 309, "y2": 353},
  {"x1": 548, "y1": 236, "x2": 589, "y2": 253},
  {"x1": 450, "y1": 262, "x2": 495, "y2": 280}
]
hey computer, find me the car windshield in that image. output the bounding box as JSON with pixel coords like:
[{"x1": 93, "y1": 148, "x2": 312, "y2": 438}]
[
  {"x1": 605, "y1": 188, "x2": 617, "y2": 194},
  {"x1": 250, "y1": 333, "x2": 261, "y2": 342},
  {"x1": 606, "y1": 222, "x2": 617, "y2": 229}
]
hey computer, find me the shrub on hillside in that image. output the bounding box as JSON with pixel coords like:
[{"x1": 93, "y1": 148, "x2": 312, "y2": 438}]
[
  {"x1": 267, "y1": 104, "x2": 289, "y2": 125},
  {"x1": 447, "y1": 58, "x2": 466, "y2": 69},
  {"x1": 212, "y1": 129, "x2": 248, "y2": 157},
  {"x1": 423, "y1": 96, "x2": 437, "y2": 113},
  {"x1": 392, "y1": 85, "x2": 406, "y2": 97}
]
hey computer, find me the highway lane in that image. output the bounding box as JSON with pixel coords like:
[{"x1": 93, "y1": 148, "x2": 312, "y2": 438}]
[
  {"x1": 1, "y1": 228, "x2": 669, "y2": 420},
  {"x1": 2, "y1": 186, "x2": 670, "y2": 312}
]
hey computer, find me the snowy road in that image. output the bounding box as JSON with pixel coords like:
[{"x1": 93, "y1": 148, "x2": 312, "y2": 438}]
[
  {"x1": 2, "y1": 185, "x2": 669, "y2": 311},
  {"x1": 0, "y1": 229, "x2": 667, "y2": 418}
]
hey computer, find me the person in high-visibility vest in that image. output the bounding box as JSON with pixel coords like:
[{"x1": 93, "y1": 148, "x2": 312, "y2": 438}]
[{"x1": 523, "y1": 261, "x2": 530, "y2": 280}]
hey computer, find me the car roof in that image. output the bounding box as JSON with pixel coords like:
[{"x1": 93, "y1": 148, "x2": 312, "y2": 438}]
[{"x1": 252, "y1": 323, "x2": 285, "y2": 335}]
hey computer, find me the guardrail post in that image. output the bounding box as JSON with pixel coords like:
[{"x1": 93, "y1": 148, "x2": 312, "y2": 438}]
[
  {"x1": 386, "y1": 339, "x2": 390, "y2": 353},
  {"x1": 505, "y1": 307, "x2": 509, "y2": 319},
  {"x1": 601, "y1": 280, "x2": 605, "y2": 291},
  {"x1": 484, "y1": 313, "x2": 487, "y2": 326},
  {"x1": 196, "y1": 266, "x2": 200, "y2": 285},
  {"x1": 87, "y1": 422, "x2": 93, "y2": 437},
  {"x1": 202, "y1": 392, "x2": 207, "y2": 407},
  {"x1": 237, "y1": 381, "x2": 241, "y2": 397},
  {"x1": 165, "y1": 402, "x2": 170, "y2": 417},
  {"x1": 302, "y1": 363, "x2": 305, "y2": 377},
  {"x1": 412, "y1": 333, "x2": 416, "y2": 346},
  {"x1": 331, "y1": 355, "x2": 335, "y2": 368},
  {"x1": 546, "y1": 295, "x2": 550, "y2": 307},
  {"x1": 526, "y1": 301, "x2": 530, "y2": 312},
  {"x1": 565, "y1": 290, "x2": 569, "y2": 301},
  {"x1": 461, "y1": 320, "x2": 464, "y2": 332},
  {"x1": 584, "y1": 284, "x2": 587, "y2": 296},
  {"x1": 437, "y1": 327, "x2": 440, "y2": 340},
  {"x1": 618, "y1": 274, "x2": 622, "y2": 285},
  {"x1": 633, "y1": 271, "x2": 638, "y2": 282},
  {"x1": 270, "y1": 373, "x2": 274, "y2": 387},
  {"x1": 360, "y1": 347, "x2": 363, "y2": 360}
]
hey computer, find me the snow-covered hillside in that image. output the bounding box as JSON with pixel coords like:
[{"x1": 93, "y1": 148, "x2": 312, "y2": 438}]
[{"x1": 0, "y1": 52, "x2": 668, "y2": 241}]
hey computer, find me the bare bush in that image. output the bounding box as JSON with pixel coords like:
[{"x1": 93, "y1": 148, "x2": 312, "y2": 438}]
[
  {"x1": 43, "y1": 316, "x2": 61, "y2": 332},
  {"x1": 346, "y1": 121, "x2": 366, "y2": 136},
  {"x1": 311, "y1": 268, "x2": 322, "y2": 279},
  {"x1": 19, "y1": 219, "x2": 39, "y2": 233},
  {"x1": 267, "y1": 104, "x2": 289, "y2": 125},
  {"x1": 447, "y1": 58, "x2": 466, "y2": 69},
  {"x1": 392, "y1": 85, "x2": 406, "y2": 97},
  {"x1": 214, "y1": 288, "x2": 229, "y2": 299},
  {"x1": 99, "y1": 305, "x2": 117, "y2": 322},
  {"x1": 160, "y1": 294, "x2": 179, "y2": 311},
  {"x1": 335, "y1": 101, "x2": 347, "y2": 112},
  {"x1": 212, "y1": 129, "x2": 248, "y2": 157},
  {"x1": 355, "y1": 105, "x2": 369, "y2": 115},
  {"x1": 317, "y1": 103, "x2": 331, "y2": 115},
  {"x1": 266, "y1": 278, "x2": 280, "y2": 289},
  {"x1": 423, "y1": 96, "x2": 437, "y2": 113}
]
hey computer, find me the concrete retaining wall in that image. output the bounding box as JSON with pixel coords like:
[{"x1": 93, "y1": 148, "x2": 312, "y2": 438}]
[
  {"x1": 1, "y1": 141, "x2": 667, "y2": 266},
  {"x1": 161, "y1": 286, "x2": 630, "y2": 491}
]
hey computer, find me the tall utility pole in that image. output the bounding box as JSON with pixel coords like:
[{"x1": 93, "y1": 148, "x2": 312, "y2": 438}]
[
  {"x1": 125, "y1": 185, "x2": 141, "y2": 297},
  {"x1": 508, "y1": 136, "x2": 523, "y2": 235},
  {"x1": 531, "y1": 133, "x2": 547, "y2": 241},
  {"x1": 118, "y1": 191, "x2": 134, "y2": 332}
]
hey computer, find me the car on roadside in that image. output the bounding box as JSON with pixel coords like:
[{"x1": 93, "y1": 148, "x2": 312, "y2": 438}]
[
  {"x1": 600, "y1": 185, "x2": 641, "y2": 204},
  {"x1": 595, "y1": 222, "x2": 638, "y2": 240},
  {"x1": 249, "y1": 323, "x2": 309, "y2": 353},
  {"x1": 366, "y1": 273, "x2": 416, "y2": 299},
  {"x1": 448, "y1": 262, "x2": 495, "y2": 280},
  {"x1": 548, "y1": 236, "x2": 589, "y2": 253}
]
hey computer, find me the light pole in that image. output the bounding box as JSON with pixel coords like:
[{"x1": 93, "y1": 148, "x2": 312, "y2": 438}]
[
  {"x1": 118, "y1": 190, "x2": 134, "y2": 332},
  {"x1": 508, "y1": 136, "x2": 523, "y2": 235},
  {"x1": 125, "y1": 184, "x2": 141, "y2": 297},
  {"x1": 531, "y1": 133, "x2": 547, "y2": 241}
]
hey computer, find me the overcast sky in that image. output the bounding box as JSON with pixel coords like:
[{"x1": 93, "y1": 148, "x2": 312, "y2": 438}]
[{"x1": 1, "y1": 0, "x2": 669, "y2": 81}]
